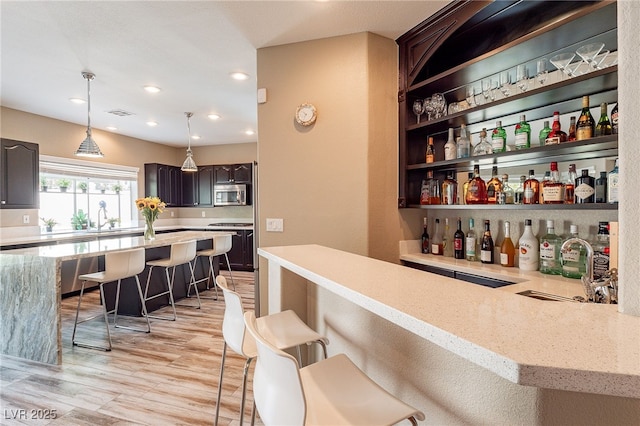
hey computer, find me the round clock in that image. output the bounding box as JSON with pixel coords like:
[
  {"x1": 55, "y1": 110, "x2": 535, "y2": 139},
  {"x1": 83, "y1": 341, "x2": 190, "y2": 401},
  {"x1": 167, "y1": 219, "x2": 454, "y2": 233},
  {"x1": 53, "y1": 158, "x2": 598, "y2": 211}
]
[{"x1": 295, "y1": 103, "x2": 317, "y2": 126}]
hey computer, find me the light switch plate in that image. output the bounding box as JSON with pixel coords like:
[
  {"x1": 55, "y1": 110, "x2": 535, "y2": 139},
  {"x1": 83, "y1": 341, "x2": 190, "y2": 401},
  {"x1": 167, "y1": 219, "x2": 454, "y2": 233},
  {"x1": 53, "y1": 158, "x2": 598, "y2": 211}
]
[
  {"x1": 266, "y1": 218, "x2": 283, "y2": 232},
  {"x1": 23, "y1": 215, "x2": 30, "y2": 224},
  {"x1": 257, "y1": 88, "x2": 267, "y2": 104}
]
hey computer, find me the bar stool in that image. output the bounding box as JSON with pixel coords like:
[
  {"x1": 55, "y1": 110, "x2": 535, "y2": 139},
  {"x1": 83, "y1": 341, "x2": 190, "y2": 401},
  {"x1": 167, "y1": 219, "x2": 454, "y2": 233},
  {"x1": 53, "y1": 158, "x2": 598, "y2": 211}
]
[
  {"x1": 214, "y1": 275, "x2": 328, "y2": 426},
  {"x1": 143, "y1": 240, "x2": 199, "y2": 321},
  {"x1": 72, "y1": 247, "x2": 150, "y2": 351},
  {"x1": 191, "y1": 234, "x2": 235, "y2": 300},
  {"x1": 244, "y1": 310, "x2": 425, "y2": 426}
]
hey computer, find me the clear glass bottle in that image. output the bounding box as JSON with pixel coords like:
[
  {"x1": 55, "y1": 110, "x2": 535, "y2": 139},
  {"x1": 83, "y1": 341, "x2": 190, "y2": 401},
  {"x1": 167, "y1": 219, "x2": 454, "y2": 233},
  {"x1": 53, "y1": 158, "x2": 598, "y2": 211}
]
[
  {"x1": 426, "y1": 170, "x2": 441, "y2": 205},
  {"x1": 501, "y1": 174, "x2": 514, "y2": 204},
  {"x1": 466, "y1": 165, "x2": 488, "y2": 204},
  {"x1": 518, "y1": 219, "x2": 539, "y2": 271},
  {"x1": 576, "y1": 95, "x2": 595, "y2": 141},
  {"x1": 561, "y1": 225, "x2": 586, "y2": 279},
  {"x1": 491, "y1": 121, "x2": 506, "y2": 153},
  {"x1": 466, "y1": 218, "x2": 477, "y2": 261},
  {"x1": 592, "y1": 221, "x2": 610, "y2": 280},
  {"x1": 564, "y1": 164, "x2": 577, "y2": 204},
  {"x1": 441, "y1": 172, "x2": 458, "y2": 205},
  {"x1": 595, "y1": 102, "x2": 612, "y2": 136},
  {"x1": 523, "y1": 169, "x2": 540, "y2": 205},
  {"x1": 480, "y1": 220, "x2": 494, "y2": 264},
  {"x1": 454, "y1": 218, "x2": 465, "y2": 259},
  {"x1": 567, "y1": 116, "x2": 577, "y2": 141},
  {"x1": 457, "y1": 124, "x2": 470, "y2": 159},
  {"x1": 545, "y1": 111, "x2": 567, "y2": 145},
  {"x1": 486, "y1": 166, "x2": 502, "y2": 204},
  {"x1": 514, "y1": 175, "x2": 526, "y2": 204},
  {"x1": 443, "y1": 217, "x2": 453, "y2": 257},
  {"x1": 539, "y1": 220, "x2": 562, "y2": 275},
  {"x1": 538, "y1": 120, "x2": 551, "y2": 146},
  {"x1": 431, "y1": 218, "x2": 444, "y2": 255},
  {"x1": 426, "y1": 137, "x2": 435, "y2": 163},
  {"x1": 611, "y1": 102, "x2": 618, "y2": 134},
  {"x1": 444, "y1": 127, "x2": 457, "y2": 161},
  {"x1": 514, "y1": 114, "x2": 531, "y2": 149},
  {"x1": 473, "y1": 128, "x2": 493, "y2": 156},
  {"x1": 542, "y1": 161, "x2": 564, "y2": 204},
  {"x1": 608, "y1": 158, "x2": 619, "y2": 203},
  {"x1": 595, "y1": 171, "x2": 608, "y2": 203},
  {"x1": 574, "y1": 169, "x2": 595, "y2": 204},
  {"x1": 421, "y1": 217, "x2": 430, "y2": 254},
  {"x1": 462, "y1": 172, "x2": 473, "y2": 205},
  {"x1": 500, "y1": 221, "x2": 515, "y2": 267}
]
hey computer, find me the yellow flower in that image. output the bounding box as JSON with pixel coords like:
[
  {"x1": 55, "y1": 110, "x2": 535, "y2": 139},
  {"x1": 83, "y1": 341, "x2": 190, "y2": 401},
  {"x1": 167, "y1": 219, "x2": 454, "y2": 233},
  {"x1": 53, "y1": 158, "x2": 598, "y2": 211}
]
[{"x1": 134, "y1": 196, "x2": 166, "y2": 223}]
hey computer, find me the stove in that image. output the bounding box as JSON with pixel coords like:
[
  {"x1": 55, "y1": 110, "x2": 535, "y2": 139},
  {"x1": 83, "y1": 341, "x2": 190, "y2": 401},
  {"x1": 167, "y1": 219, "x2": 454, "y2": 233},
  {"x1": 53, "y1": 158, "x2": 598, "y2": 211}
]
[{"x1": 208, "y1": 223, "x2": 251, "y2": 227}]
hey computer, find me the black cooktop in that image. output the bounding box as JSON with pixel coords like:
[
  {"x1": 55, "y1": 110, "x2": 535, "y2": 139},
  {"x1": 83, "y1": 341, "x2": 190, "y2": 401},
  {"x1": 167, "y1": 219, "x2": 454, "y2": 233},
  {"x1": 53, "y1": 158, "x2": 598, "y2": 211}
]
[{"x1": 208, "y1": 223, "x2": 251, "y2": 227}]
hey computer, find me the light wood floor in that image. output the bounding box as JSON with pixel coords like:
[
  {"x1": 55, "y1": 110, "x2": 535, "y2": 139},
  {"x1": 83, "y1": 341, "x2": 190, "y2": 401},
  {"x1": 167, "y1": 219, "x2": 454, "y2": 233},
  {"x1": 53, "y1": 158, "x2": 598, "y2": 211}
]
[{"x1": 0, "y1": 271, "x2": 261, "y2": 426}]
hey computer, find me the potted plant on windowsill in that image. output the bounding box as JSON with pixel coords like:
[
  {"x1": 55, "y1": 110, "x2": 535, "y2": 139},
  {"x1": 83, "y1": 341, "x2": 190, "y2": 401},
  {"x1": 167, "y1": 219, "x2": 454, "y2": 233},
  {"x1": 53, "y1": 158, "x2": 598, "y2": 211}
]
[
  {"x1": 57, "y1": 178, "x2": 71, "y2": 192},
  {"x1": 77, "y1": 182, "x2": 88, "y2": 193},
  {"x1": 107, "y1": 217, "x2": 120, "y2": 229},
  {"x1": 113, "y1": 183, "x2": 122, "y2": 194},
  {"x1": 71, "y1": 209, "x2": 89, "y2": 230},
  {"x1": 95, "y1": 183, "x2": 106, "y2": 194},
  {"x1": 40, "y1": 177, "x2": 48, "y2": 192},
  {"x1": 40, "y1": 217, "x2": 57, "y2": 232}
]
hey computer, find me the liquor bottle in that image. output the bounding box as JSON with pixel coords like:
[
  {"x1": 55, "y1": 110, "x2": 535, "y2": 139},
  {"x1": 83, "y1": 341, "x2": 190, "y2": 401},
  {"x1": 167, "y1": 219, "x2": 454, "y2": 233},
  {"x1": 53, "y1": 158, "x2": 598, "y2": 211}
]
[
  {"x1": 522, "y1": 169, "x2": 540, "y2": 205},
  {"x1": 500, "y1": 174, "x2": 514, "y2": 204},
  {"x1": 466, "y1": 218, "x2": 477, "y2": 261},
  {"x1": 514, "y1": 115, "x2": 531, "y2": 149},
  {"x1": 454, "y1": 218, "x2": 465, "y2": 259},
  {"x1": 431, "y1": 218, "x2": 444, "y2": 255},
  {"x1": 486, "y1": 166, "x2": 502, "y2": 204},
  {"x1": 444, "y1": 127, "x2": 457, "y2": 161},
  {"x1": 518, "y1": 219, "x2": 539, "y2": 271},
  {"x1": 480, "y1": 220, "x2": 494, "y2": 264},
  {"x1": 608, "y1": 158, "x2": 619, "y2": 203},
  {"x1": 443, "y1": 218, "x2": 453, "y2": 257},
  {"x1": 491, "y1": 121, "x2": 506, "y2": 153},
  {"x1": 567, "y1": 116, "x2": 577, "y2": 141},
  {"x1": 421, "y1": 217, "x2": 430, "y2": 254},
  {"x1": 539, "y1": 171, "x2": 551, "y2": 204},
  {"x1": 441, "y1": 172, "x2": 458, "y2": 205},
  {"x1": 611, "y1": 102, "x2": 618, "y2": 134},
  {"x1": 576, "y1": 95, "x2": 595, "y2": 141},
  {"x1": 420, "y1": 179, "x2": 430, "y2": 205},
  {"x1": 426, "y1": 170, "x2": 441, "y2": 205},
  {"x1": 539, "y1": 220, "x2": 562, "y2": 275},
  {"x1": 595, "y1": 102, "x2": 612, "y2": 136},
  {"x1": 462, "y1": 172, "x2": 473, "y2": 205},
  {"x1": 473, "y1": 128, "x2": 493, "y2": 156},
  {"x1": 500, "y1": 221, "x2": 515, "y2": 267},
  {"x1": 564, "y1": 164, "x2": 577, "y2": 204},
  {"x1": 466, "y1": 165, "x2": 488, "y2": 204},
  {"x1": 595, "y1": 171, "x2": 608, "y2": 203},
  {"x1": 514, "y1": 175, "x2": 526, "y2": 204},
  {"x1": 457, "y1": 124, "x2": 470, "y2": 159},
  {"x1": 592, "y1": 222, "x2": 610, "y2": 280},
  {"x1": 542, "y1": 161, "x2": 564, "y2": 204},
  {"x1": 561, "y1": 225, "x2": 586, "y2": 279},
  {"x1": 574, "y1": 169, "x2": 595, "y2": 204},
  {"x1": 545, "y1": 111, "x2": 567, "y2": 145},
  {"x1": 426, "y1": 137, "x2": 435, "y2": 163},
  {"x1": 538, "y1": 120, "x2": 551, "y2": 146}
]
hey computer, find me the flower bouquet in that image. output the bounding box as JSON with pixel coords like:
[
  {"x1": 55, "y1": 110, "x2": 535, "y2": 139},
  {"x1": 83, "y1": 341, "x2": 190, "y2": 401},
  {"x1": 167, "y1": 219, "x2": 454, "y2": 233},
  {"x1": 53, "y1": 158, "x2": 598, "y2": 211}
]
[{"x1": 135, "y1": 196, "x2": 166, "y2": 240}]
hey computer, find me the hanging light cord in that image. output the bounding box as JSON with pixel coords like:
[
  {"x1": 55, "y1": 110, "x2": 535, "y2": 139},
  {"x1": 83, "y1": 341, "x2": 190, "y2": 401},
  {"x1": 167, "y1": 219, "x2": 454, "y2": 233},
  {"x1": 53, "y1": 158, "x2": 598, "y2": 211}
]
[
  {"x1": 84, "y1": 72, "x2": 94, "y2": 137},
  {"x1": 186, "y1": 112, "x2": 193, "y2": 152}
]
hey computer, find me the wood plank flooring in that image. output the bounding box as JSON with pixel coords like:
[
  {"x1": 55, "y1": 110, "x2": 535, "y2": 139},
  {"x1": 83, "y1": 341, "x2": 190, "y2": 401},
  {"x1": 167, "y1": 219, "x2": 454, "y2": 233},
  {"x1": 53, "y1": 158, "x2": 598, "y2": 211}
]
[{"x1": 0, "y1": 271, "x2": 261, "y2": 426}]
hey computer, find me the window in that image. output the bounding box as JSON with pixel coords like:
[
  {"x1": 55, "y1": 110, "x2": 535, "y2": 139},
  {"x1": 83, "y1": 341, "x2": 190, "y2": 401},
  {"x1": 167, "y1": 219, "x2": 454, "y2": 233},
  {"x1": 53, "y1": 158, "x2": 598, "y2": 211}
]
[{"x1": 39, "y1": 155, "x2": 139, "y2": 232}]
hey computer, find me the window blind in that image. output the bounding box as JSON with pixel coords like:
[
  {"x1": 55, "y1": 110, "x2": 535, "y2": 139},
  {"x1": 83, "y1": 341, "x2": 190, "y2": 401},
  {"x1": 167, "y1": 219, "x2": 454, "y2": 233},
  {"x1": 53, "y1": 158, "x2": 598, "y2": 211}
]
[{"x1": 39, "y1": 155, "x2": 139, "y2": 180}]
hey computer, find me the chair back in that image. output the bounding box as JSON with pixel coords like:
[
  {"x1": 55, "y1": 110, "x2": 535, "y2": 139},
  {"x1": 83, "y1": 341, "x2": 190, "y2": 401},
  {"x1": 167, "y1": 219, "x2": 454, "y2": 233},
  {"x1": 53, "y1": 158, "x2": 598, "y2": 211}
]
[
  {"x1": 216, "y1": 275, "x2": 255, "y2": 357},
  {"x1": 211, "y1": 234, "x2": 233, "y2": 255},
  {"x1": 169, "y1": 240, "x2": 197, "y2": 266},
  {"x1": 244, "y1": 311, "x2": 306, "y2": 426},
  {"x1": 105, "y1": 248, "x2": 146, "y2": 280}
]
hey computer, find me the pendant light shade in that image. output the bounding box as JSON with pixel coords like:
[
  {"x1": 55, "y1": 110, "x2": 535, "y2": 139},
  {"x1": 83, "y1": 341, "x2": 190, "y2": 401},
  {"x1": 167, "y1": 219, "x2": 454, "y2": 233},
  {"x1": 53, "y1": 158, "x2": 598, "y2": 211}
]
[
  {"x1": 75, "y1": 71, "x2": 104, "y2": 158},
  {"x1": 181, "y1": 112, "x2": 198, "y2": 172}
]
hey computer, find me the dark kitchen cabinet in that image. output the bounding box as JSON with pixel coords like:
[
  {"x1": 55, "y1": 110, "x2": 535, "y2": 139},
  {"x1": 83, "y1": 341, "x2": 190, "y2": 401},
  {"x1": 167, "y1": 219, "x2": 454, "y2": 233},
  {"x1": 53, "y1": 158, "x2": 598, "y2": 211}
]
[
  {"x1": 1, "y1": 138, "x2": 39, "y2": 209},
  {"x1": 214, "y1": 163, "x2": 252, "y2": 184},
  {"x1": 182, "y1": 165, "x2": 214, "y2": 207},
  {"x1": 145, "y1": 163, "x2": 182, "y2": 206},
  {"x1": 219, "y1": 229, "x2": 254, "y2": 272}
]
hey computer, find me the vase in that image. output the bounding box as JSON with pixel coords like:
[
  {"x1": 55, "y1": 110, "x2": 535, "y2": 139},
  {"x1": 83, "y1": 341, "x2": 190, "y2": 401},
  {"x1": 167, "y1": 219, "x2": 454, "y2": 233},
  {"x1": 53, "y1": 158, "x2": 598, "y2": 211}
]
[{"x1": 144, "y1": 219, "x2": 156, "y2": 240}]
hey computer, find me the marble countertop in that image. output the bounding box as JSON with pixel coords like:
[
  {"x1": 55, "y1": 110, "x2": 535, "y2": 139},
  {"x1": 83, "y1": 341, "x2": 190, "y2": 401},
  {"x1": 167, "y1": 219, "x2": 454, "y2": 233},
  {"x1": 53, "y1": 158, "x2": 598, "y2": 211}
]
[{"x1": 259, "y1": 244, "x2": 640, "y2": 399}]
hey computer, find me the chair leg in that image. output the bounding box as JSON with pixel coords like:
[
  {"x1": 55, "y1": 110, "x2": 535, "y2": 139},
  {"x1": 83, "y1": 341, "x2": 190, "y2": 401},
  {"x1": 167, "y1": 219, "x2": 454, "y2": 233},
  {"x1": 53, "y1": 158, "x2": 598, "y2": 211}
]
[
  {"x1": 250, "y1": 400, "x2": 256, "y2": 426},
  {"x1": 197, "y1": 255, "x2": 219, "y2": 300},
  {"x1": 214, "y1": 342, "x2": 227, "y2": 426},
  {"x1": 72, "y1": 280, "x2": 112, "y2": 351},
  {"x1": 224, "y1": 253, "x2": 235, "y2": 290},
  {"x1": 114, "y1": 276, "x2": 151, "y2": 333},
  {"x1": 240, "y1": 356, "x2": 254, "y2": 426},
  {"x1": 143, "y1": 265, "x2": 177, "y2": 321},
  {"x1": 179, "y1": 260, "x2": 202, "y2": 308}
]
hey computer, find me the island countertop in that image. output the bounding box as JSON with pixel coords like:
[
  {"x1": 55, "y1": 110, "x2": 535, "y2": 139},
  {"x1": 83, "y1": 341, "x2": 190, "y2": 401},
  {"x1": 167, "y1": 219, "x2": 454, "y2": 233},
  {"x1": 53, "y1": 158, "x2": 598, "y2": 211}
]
[{"x1": 259, "y1": 244, "x2": 640, "y2": 399}]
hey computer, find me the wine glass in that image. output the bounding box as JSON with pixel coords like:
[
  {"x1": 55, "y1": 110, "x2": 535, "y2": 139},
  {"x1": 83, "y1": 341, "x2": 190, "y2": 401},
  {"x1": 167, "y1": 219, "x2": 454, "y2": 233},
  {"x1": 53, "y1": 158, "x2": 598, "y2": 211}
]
[
  {"x1": 412, "y1": 99, "x2": 424, "y2": 123},
  {"x1": 482, "y1": 79, "x2": 493, "y2": 103},
  {"x1": 423, "y1": 97, "x2": 434, "y2": 121},
  {"x1": 536, "y1": 58, "x2": 548, "y2": 86},
  {"x1": 593, "y1": 50, "x2": 610, "y2": 69},
  {"x1": 550, "y1": 52, "x2": 576, "y2": 79},
  {"x1": 516, "y1": 64, "x2": 529, "y2": 92},
  {"x1": 432, "y1": 93, "x2": 447, "y2": 118},
  {"x1": 576, "y1": 42, "x2": 605, "y2": 70},
  {"x1": 466, "y1": 85, "x2": 476, "y2": 107},
  {"x1": 499, "y1": 71, "x2": 511, "y2": 97}
]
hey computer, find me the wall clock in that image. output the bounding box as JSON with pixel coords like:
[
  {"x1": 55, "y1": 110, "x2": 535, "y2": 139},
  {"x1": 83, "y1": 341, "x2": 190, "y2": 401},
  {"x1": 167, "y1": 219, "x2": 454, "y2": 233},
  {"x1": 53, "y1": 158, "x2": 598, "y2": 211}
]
[{"x1": 295, "y1": 103, "x2": 317, "y2": 126}]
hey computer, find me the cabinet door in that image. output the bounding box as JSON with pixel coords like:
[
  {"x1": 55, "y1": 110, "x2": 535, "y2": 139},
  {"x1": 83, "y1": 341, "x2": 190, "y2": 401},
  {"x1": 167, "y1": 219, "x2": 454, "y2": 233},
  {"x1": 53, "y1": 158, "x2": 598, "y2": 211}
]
[
  {"x1": 232, "y1": 163, "x2": 252, "y2": 183},
  {"x1": 226, "y1": 231, "x2": 245, "y2": 270},
  {"x1": 214, "y1": 165, "x2": 233, "y2": 184},
  {"x1": 181, "y1": 171, "x2": 198, "y2": 206},
  {"x1": 1, "y1": 139, "x2": 39, "y2": 209},
  {"x1": 167, "y1": 166, "x2": 182, "y2": 206},
  {"x1": 197, "y1": 165, "x2": 214, "y2": 206},
  {"x1": 244, "y1": 230, "x2": 254, "y2": 270}
]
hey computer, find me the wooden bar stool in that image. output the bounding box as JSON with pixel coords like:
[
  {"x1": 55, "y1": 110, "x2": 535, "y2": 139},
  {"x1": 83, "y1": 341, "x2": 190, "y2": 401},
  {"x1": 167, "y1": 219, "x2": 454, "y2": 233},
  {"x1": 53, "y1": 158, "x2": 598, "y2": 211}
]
[
  {"x1": 72, "y1": 247, "x2": 150, "y2": 351},
  {"x1": 143, "y1": 240, "x2": 199, "y2": 321},
  {"x1": 191, "y1": 234, "x2": 235, "y2": 300}
]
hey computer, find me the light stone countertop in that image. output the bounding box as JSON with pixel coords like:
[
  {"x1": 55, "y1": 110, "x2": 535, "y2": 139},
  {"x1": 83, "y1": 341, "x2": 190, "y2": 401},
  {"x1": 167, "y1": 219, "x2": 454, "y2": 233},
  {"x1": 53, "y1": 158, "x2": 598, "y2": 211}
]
[{"x1": 259, "y1": 244, "x2": 640, "y2": 399}]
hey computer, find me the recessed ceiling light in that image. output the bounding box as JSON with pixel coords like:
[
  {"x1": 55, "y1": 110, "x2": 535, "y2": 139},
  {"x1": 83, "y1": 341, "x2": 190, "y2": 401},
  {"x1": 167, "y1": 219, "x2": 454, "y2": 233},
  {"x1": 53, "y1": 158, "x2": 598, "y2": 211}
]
[
  {"x1": 230, "y1": 72, "x2": 250, "y2": 81},
  {"x1": 245, "y1": 130, "x2": 255, "y2": 136},
  {"x1": 208, "y1": 113, "x2": 221, "y2": 120},
  {"x1": 144, "y1": 85, "x2": 161, "y2": 93},
  {"x1": 106, "y1": 126, "x2": 118, "y2": 131},
  {"x1": 146, "y1": 121, "x2": 158, "y2": 127},
  {"x1": 192, "y1": 135, "x2": 201, "y2": 140},
  {"x1": 69, "y1": 98, "x2": 85, "y2": 104}
]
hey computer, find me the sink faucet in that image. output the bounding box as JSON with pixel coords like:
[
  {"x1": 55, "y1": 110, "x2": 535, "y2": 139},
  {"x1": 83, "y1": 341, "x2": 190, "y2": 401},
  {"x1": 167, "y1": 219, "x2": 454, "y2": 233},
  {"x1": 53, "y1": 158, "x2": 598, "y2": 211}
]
[
  {"x1": 97, "y1": 200, "x2": 108, "y2": 231},
  {"x1": 561, "y1": 237, "x2": 617, "y2": 303}
]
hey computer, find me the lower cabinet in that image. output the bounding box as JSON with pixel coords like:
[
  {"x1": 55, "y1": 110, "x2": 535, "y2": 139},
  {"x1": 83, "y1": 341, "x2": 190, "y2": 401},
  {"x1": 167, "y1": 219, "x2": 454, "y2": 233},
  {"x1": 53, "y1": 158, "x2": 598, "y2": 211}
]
[{"x1": 221, "y1": 229, "x2": 254, "y2": 272}]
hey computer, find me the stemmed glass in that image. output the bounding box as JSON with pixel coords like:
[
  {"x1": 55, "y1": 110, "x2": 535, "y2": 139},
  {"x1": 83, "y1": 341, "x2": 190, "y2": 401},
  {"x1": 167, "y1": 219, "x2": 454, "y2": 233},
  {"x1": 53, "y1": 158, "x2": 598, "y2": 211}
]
[
  {"x1": 499, "y1": 71, "x2": 511, "y2": 97},
  {"x1": 536, "y1": 58, "x2": 548, "y2": 86},
  {"x1": 423, "y1": 97, "x2": 434, "y2": 121},
  {"x1": 431, "y1": 93, "x2": 447, "y2": 118},
  {"x1": 482, "y1": 79, "x2": 493, "y2": 103},
  {"x1": 576, "y1": 42, "x2": 605, "y2": 70},
  {"x1": 516, "y1": 64, "x2": 529, "y2": 92},
  {"x1": 550, "y1": 52, "x2": 576, "y2": 79},
  {"x1": 412, "y1": 99, "x2": 424, "y2": 124},
  {"x1": 593, "y1": 50, "x2": 610, "y2": 69},
  {"x1": 466, "y1": 85, "x2": 476, "y2": 107}
]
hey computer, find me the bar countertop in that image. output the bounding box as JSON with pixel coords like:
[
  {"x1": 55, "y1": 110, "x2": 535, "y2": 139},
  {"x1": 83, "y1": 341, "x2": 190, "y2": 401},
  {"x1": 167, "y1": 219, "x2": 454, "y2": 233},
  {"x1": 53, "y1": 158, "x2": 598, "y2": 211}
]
[{"x1": 258, "y1": 244, "x2": 640, "y2": 399}]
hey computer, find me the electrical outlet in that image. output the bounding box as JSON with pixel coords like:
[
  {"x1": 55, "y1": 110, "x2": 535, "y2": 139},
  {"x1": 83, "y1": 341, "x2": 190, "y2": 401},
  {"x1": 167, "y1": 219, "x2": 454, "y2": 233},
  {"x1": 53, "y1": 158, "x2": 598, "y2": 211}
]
[
  {"x1": 266, "y1": 218, "x2": 283, "y2": 232},
  {"x1": 23, "y1": 215, "x2": 30, "y2": 224},
  {"x1": 201, "y1": 211, "x2": 206, "y2": 218},
  {"x1": 171, "y1": 211, "x2": 174, "y2": 217}
]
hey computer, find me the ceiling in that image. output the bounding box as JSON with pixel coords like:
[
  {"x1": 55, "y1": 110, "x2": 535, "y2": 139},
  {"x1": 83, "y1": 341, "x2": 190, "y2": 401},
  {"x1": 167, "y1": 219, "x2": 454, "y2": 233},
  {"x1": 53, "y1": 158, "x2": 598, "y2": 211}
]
[{"x1": 1, "y1": 1, "x2": 448, "y2": 148}]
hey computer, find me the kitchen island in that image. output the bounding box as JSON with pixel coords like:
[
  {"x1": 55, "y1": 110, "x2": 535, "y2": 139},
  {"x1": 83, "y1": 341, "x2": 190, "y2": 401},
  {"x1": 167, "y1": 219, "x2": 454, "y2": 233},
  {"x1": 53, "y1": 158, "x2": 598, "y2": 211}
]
[
  {"x1": 0, "y1": 231, "x2": 232, "y2": 365},
  {"x1": 259, "y1": 244, "x2": 640, "y2": 423}
]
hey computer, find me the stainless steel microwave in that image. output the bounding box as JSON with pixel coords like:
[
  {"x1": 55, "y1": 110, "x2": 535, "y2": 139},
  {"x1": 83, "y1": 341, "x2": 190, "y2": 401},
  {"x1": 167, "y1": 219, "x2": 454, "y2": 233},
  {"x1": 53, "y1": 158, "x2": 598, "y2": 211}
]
[{"x1": 214, "y1": 184, "x2": 249, "y2": 206}]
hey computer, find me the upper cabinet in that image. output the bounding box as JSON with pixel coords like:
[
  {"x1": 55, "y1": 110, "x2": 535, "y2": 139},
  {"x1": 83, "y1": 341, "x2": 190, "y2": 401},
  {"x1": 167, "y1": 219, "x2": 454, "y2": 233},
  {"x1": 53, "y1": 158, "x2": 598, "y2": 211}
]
[
  {"x1": 144, "y1": 163, "x2": 182, "y2": 207},
  {"x1": 214, "y1": 163, "x2": 252, "y2": 184},
  {"x1": 397, "y1": 1, "x2": 617, "y2": 208},
  {"x1": 1, "y1": 138, "x2": 39, "y2": 209}
]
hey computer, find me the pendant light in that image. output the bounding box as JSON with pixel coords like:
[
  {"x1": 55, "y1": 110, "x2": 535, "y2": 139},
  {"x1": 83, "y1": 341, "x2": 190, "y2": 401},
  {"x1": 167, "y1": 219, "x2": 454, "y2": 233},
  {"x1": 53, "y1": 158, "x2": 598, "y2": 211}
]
[
  {"x1": 181, "y1": 112, "x2": 198, "y2": 172},
  {"x1": 74, "y1": 71, "x2": 104, "y2": 158}
]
